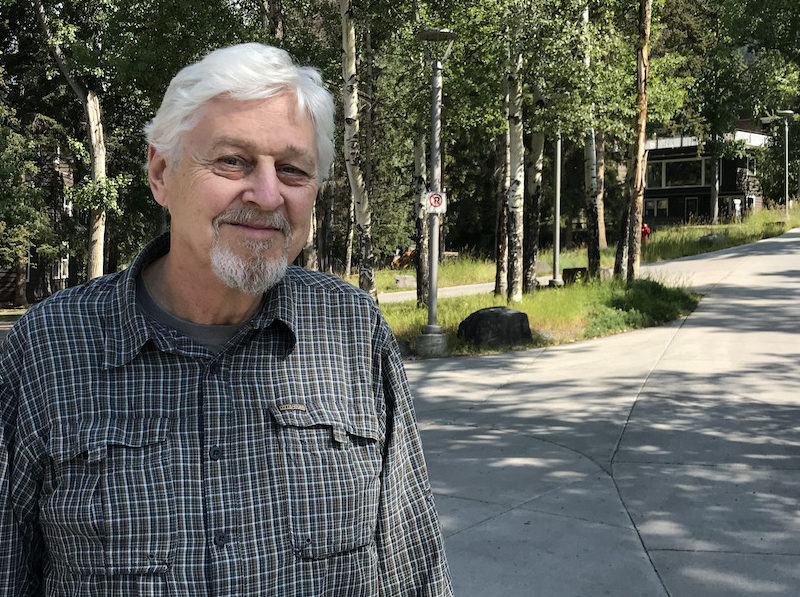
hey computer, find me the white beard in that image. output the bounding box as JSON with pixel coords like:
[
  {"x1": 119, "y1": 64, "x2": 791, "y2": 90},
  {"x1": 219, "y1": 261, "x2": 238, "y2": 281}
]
[{"x1": 210, "y1": 207, "x2": 291, "y2": 294}]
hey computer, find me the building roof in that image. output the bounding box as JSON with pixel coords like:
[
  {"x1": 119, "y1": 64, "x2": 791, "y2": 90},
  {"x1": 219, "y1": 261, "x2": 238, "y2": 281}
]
[{"x1": 646, "y1": 130, "x2": 768, "y2": 151}]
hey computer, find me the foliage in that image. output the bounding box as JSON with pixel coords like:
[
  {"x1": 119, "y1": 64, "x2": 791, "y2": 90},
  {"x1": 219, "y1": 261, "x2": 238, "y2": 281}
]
[
  {"x1": 0, "y1": 67, "x2": 56, "y2": 270},
  {"x1": 380, "y1": 276, "x2": 699, "y2": 356},
  {"x1": 1, "y1": 0, "x2": 799, "y2": 297}
]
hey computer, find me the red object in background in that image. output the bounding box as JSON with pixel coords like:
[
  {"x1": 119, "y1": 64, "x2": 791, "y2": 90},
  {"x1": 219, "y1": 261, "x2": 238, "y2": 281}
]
[{"x1": 641, "y1": 223, "x2": 651, "y2": 244}]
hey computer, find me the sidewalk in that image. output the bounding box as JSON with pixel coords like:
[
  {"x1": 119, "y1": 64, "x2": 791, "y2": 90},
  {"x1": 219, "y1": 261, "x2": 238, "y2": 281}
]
[{"x1": 406, "y1": 229, "x2": 800, "y2": 596}]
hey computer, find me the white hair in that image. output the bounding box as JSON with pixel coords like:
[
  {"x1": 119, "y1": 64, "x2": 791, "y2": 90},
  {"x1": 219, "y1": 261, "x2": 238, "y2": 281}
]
[{"x1": 144, "y1": 43, "x2": 335, "y2": 180}]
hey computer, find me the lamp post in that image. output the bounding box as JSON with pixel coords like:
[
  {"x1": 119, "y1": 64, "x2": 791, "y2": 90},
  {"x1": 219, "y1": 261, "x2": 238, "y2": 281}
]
[
  {"x1": 777, "y1": 110, "x2": 794, "y2": 217},
  {"x1": 549, "y1": 133, "x2": 563, "y2": 287},
  {"x1": 416, "y1": 28, "x2": 456, "y2": 358}
]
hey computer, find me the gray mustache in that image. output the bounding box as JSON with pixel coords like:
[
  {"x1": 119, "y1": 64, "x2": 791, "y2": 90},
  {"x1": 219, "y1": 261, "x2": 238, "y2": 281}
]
[{"x1": 213, "y1": 207, "x2": 291, "y2": 234}]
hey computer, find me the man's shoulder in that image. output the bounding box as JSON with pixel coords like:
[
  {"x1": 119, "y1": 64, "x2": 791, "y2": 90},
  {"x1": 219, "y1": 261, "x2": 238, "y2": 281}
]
[
  {"x1": 284, "y1": 267, "x2": 377, "y2": 305},
  {"x1": 12, "y1": 270, "x2": 126, "y2": 335}
]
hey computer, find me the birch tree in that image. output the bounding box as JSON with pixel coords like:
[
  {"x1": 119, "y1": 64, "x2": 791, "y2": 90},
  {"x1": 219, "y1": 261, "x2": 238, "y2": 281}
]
[
  {"x1": 414, "y1": 116, "x2": 430, "y2": 308},
  {"x1": 506, "y1": 42, "x2": 525, "y2": 303},
  {"x1": 340, "y1": 0, "x2": 377, "y2": 298},
  {"x1": 34, "y1": 0, "x2": 107, "y2": 280},
  {"x1": 627, "y1": 0, "x2": 652, "y2": 284},
  {"x1": 523, "y1": 108, "x2": 545, "y2": 293},
  {"x1": 494, "y1": 130, "x2": 509, "y2": 298},
  {"x1": 583, "y1": 4, "x2": 601, "y2": 278}
]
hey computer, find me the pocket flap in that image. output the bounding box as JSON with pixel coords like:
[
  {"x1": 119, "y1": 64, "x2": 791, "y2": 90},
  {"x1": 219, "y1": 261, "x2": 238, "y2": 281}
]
[
  {"x1": 269, "y1": 397, "x2": 379, "y2": 442},
  {"x1": 48, "y1": 417, "x2": 172, "y2": 464}
]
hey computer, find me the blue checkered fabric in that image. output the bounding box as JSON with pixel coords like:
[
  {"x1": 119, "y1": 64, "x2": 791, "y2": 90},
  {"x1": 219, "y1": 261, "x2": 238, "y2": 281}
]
[{"x1": 0, "y1": 235, "x2": 452, "y2": 596}]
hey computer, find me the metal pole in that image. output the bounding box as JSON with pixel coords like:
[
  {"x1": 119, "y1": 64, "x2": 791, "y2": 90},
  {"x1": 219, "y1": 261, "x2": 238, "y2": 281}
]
[
  {"x1": 550, "y1": 133, "x2": 563, "y2": 287},
  {"x1": 785, "y1": 117, "x2": 790, "y2": 218},
  {"x1": 426, "y1": 59, "x2": 443, "y2": 331}
]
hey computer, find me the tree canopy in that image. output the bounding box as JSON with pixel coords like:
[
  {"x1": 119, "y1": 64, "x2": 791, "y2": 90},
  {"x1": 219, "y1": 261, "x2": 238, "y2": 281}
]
[{"x1": 0, "y1": 0, "x2": 797, "y2": 304}]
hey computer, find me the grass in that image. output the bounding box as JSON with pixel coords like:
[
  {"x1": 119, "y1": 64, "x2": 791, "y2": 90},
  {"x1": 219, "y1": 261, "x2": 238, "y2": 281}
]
[
  {"x1": 346, "y1": 206, "x2": 800, "y2": 297},
  {"x1": 378, "y1": 207, "x2": 800, "y2": 356},
  {"x1": 382, "y1": 278, "x2": 700, "y2": 356},
  {"x1": 343, "y1": 256, "x2": 496, "y2": 293},
  {"x1": 642, "y1": 207, "x2": 800, "y2": 262},
  {"x1": 0, "y1": 308, "x2": 26, "y2": 323}
]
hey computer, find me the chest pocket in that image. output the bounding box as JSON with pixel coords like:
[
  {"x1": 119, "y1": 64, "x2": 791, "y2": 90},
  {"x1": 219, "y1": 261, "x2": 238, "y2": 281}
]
[
  {"x1": 271, "y1": 400, "x2": 382, "y2": 560},
  {"x1": 41, "y1": 417, "x2": 176, "y2": 575}
]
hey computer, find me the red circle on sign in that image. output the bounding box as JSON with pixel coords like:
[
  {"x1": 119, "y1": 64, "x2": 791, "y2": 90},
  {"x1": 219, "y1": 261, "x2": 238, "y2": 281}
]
[{"x1": 430, "y1": 193, "x2": 443, "y2": 207}]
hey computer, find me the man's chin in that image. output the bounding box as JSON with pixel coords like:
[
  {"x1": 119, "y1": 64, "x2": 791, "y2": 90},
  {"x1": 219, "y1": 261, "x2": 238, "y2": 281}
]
[{"x1": 210, "y1": 246, "x2": 289, "y2": 295}]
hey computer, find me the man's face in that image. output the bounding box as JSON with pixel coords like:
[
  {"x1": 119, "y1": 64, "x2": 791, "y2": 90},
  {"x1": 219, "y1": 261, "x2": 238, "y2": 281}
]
[{"x1": 149, "y1": 93, "x2": 319, "y2": 293}]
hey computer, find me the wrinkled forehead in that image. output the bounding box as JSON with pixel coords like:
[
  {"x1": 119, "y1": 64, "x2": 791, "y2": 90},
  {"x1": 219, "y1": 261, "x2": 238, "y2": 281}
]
[{"x1": 178, "y1": 92, "x2": 318, "y2": 157}]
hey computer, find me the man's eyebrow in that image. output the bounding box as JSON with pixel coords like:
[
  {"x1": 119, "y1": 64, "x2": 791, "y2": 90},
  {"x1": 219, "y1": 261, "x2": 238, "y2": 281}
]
[
  {"x1": 210, "y1": 137, "x2": 316, "y2": 163},
  {"x1": 210, "y1": 137, "x2": 258, "y2": 153}
]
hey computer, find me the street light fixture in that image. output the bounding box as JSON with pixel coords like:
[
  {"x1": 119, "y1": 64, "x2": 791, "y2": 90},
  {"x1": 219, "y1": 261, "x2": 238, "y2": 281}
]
[{"x1": 415, "y1": 28, "x2": 456, "y2": 358}]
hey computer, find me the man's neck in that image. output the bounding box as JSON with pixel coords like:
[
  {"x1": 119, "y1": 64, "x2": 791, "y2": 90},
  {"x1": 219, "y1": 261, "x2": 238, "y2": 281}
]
[{"x1": 142, "y1": 252, "x2": 263, "y2": 325}]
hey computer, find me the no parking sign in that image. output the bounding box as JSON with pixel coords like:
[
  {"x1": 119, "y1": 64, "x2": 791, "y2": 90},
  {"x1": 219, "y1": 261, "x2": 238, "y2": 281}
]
[{"x1": 425, "y1": 192, "x2": 447, "y2": 214}]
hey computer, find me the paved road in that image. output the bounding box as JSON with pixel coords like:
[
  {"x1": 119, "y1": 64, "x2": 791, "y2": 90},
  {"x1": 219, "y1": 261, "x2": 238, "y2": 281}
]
[{"x1": 405, "y1": 229, "x2": 800, "y2": 596}]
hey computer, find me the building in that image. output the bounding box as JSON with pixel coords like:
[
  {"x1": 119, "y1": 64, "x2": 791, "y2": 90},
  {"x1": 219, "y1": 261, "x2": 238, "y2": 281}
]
[{"x1": 644, "y1": 125, "x2": 768, "y2": 225}]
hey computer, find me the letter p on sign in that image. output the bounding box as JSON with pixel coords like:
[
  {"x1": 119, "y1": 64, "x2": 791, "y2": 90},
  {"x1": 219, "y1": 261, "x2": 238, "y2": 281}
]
[{"x1": 425, "y1": 192, "x2": 447, "y2": 214}]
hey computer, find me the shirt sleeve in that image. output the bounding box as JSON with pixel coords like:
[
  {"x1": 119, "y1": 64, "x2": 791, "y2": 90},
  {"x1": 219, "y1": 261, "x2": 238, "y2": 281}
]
[
  {"x1": 0, "y1": 326, "x2": 45, "y2": 596},
  {"x1": 374, "y1": 323, "x2": 453, "y2": 596}
]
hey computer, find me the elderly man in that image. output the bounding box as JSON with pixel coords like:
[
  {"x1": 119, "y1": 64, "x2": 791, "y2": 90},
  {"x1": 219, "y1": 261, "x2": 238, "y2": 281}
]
[{"x1": 0, "y1": 43, "x2": 451, "y2": 596}]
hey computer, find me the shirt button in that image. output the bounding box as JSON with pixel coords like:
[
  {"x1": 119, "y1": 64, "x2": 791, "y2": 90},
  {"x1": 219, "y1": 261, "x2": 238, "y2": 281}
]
[
  {"x1": 209, "y1": 446, "x2": 223, "y2": 461},
  {"x1": 213, "y1": 531, "x2": 229, "y2": 547},
  {"x1": 207, "y1": 363, "x2": 219, "y2": 376}
]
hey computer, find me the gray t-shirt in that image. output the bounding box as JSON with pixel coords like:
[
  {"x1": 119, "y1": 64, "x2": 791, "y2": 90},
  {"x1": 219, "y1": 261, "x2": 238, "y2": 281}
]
[{"x1": 136, "y1": 273, "x2": 250, "y2": 355}]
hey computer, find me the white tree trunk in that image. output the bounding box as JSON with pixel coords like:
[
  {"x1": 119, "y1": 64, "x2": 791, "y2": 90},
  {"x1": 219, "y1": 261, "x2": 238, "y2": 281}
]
[
  {"x1": 340, "y1": 0, "x2": 376, "y2": 298},
  {"x1": 302, "y1": 204, "x2": 318, "y2": 270},
  {"x1": 344, "y1": 196, "x2": 354, "y2": 277},
  {"x1": 36, "y1": 0, "x2": 106, "y2": 279},
  {"x1": 524, "y1": 127, "x2": 544, "y2": 292},
  {"x1": 86, "y1": 91, "x2": 106, "y2": 279},
  {"x1": 414, "y1": 118, "x2": 429, "y2": 308},
  {"x1": 711, "y1": 155, "x2": 720, "y2": 224},
  {"x1": 627, "y1": 0, "x2": 652, "y2": 284},
  {"x1": 596, "y1": 130, "x2": 608, "y2": 249},
  {"x1": 494, "y1": 133, "x2": 509, "y2": 296},
  {"x1": 506, "y1": 49, "x2": 525, "y2": 302},
  {"x1": 584, "y1": 5, "x2": 600, "y2": 277}
]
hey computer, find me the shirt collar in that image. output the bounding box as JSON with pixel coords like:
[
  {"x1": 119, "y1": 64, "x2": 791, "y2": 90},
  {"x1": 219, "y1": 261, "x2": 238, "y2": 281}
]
[{"x1": 104, "y1": 233, "x2": 297, "y2": 369}]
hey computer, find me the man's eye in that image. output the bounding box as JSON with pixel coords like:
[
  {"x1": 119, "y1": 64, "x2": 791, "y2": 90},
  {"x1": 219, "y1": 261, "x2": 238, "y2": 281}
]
[
  {"x1": 279, "y1": 165, "x2": 308, "y2": 177},
  {"x1": 219, "y1": 156, "x2": 245, "y2": 168}
]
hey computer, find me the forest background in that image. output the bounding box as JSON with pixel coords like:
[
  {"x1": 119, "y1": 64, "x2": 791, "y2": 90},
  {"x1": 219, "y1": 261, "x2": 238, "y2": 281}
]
[{"x1": 1, "y1": 0, "x2": 799, "y2": 307}]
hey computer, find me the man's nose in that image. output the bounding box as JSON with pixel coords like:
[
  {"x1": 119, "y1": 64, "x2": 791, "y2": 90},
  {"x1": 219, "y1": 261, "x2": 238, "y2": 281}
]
[{"x1": 243, "y1": 162, "x2": 284, "y2": 210}]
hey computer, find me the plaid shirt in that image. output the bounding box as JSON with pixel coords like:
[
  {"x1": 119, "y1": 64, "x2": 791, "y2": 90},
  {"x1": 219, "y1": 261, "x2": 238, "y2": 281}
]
[{"x1": 0, "y1": 235, "x2": 451, "y2": 596}]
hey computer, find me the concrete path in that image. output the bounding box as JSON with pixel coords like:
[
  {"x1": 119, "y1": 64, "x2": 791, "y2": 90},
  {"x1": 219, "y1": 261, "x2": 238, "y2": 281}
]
[
  {"x1": 406, "y1": 229, "x2": 800, "y2": 596},
  {"x1": 379, "y1": 282, "x2": 496, "y2": 303}
]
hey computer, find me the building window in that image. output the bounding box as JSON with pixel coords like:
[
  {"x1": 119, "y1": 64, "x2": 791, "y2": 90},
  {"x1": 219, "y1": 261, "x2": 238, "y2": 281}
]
[
  {"x1": 665, "y1": 159, "x2": 702, "y2": 187},
  {"x1": 645, "y1": 199, "x2": 668, "y2": 219},
  {"x1": 646, "y1": 161, "x2": 663, "y2": 188}
]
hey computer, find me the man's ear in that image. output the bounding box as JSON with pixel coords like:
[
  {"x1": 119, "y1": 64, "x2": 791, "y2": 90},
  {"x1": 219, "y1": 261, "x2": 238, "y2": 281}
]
[{"x1": 148, "y1": 145, "x2": 170, "y2": 207}]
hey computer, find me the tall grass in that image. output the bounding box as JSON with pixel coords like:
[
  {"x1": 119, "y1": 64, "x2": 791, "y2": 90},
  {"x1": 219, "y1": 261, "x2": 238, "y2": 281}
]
[
  {"x1": 346, "y1": 206, "x2": 799, "y2": 295},
  {"x1": 643, "y1": 206, "x2": 800, "y2": 262},
  {"x1": 344, "y1": 256, "x2": 496, "y2": 293},
  {"x1": 382, "y1": 278, "x2": 699, "y2": 356}
]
